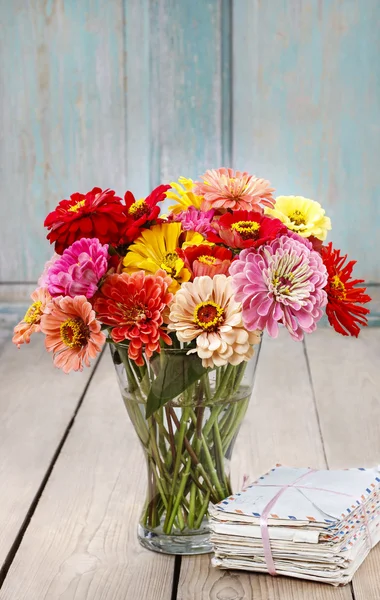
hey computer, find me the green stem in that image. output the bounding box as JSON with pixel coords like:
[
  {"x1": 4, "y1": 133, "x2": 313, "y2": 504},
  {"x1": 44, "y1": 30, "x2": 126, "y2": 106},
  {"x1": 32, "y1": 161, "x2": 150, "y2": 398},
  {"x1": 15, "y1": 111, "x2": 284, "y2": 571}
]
[
  {"x1": 188, "y1": 482, "x2": 197, "y2": 529},
  {"x1": 200, "y1": 432, "x2": 225, "y2": 499},
  {"x1": 213, "y1": 420, "x2": 229, "y2": 494},
  {"x1": 165, "y1": 456, "x2": 192, "y2": 534},
  {"x1": 163, "y1": 406, "x2": 190, "y2": 532},
  {"x1": 195, "y1": 490, "x2": 211, "y2": 529}
]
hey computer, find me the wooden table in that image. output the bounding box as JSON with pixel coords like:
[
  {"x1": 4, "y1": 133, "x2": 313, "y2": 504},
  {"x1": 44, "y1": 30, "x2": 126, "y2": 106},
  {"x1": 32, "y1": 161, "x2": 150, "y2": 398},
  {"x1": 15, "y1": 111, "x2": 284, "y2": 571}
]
[{"x1": 0, "y1": 300, "x2": 379, "y2": 599}]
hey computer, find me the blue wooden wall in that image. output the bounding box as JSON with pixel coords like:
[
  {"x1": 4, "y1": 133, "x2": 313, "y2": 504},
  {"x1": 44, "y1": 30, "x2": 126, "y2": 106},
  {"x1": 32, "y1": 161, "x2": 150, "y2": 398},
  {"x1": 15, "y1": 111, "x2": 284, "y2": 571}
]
[{"x1": 1, "y1": 0, "x2": 379, "y2": 282}]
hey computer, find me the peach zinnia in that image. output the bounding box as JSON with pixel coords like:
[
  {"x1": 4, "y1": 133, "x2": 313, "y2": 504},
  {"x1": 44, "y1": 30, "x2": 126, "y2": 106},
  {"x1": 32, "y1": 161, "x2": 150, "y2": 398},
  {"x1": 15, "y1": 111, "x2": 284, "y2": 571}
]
[
  {"x1": 40, "y1": 295, "x2": 105, "y2": 373},
  {"x1": 195, "y1": 168, "x2": 275, "y2": 212},
  {"x1": 168, "y1": 274, "x2": 261, "y2": 368},
  {"x1": 12, "y1": 287, "x2": 52, "y2": 348}
]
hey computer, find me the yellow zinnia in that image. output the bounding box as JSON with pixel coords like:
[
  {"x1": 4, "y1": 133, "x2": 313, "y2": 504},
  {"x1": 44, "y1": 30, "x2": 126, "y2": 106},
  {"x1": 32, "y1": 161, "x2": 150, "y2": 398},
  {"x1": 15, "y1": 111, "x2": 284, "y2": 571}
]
[
  {"x1": 166, "y1": 177, "x2": 203, "y2": 214},
  {"x1": 265, "y1": 196, "x2": 331, "y2": 241},
  {"x1": 123, "y1": 222, "x2": 206, "y2": 293}
]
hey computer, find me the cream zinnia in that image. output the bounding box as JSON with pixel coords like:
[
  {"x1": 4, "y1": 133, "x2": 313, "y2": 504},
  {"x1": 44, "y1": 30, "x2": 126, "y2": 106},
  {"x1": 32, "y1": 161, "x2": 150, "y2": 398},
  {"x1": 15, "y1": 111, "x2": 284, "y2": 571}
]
[
  {"x1": 168, "y1": 274, "x2": 261, "y2": 368},
  {"x1": 230, "y1": 236, "x2": 328, "y2": 341}
]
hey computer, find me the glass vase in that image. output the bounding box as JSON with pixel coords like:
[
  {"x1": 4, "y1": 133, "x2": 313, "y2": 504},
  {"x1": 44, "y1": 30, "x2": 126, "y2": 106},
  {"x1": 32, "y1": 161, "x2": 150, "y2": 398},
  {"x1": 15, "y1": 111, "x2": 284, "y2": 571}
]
[{"x1": 110, "y1": 344, "x2": 260, "y2": 555}]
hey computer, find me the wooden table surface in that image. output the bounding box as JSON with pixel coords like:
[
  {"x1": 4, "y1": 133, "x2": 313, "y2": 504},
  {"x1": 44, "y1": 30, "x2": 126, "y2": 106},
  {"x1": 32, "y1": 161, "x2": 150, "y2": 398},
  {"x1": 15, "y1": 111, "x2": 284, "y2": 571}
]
[{"x1": 0, "y1": 294, "x2": 379, "y2": 600}]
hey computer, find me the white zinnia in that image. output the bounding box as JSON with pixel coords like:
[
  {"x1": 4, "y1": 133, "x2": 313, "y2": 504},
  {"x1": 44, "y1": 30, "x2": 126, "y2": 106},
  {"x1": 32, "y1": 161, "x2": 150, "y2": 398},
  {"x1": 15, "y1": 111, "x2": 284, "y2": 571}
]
[{"x1": 168, "y1": 275, "x2": 261, "y2": 368}]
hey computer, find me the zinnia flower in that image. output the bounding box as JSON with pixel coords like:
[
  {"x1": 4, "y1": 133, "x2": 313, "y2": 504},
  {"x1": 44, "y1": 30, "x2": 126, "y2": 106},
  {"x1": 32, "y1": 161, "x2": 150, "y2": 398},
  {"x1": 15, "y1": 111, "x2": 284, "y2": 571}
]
[
  {"x1": 122, "y1": 184, "x2": 170, "y2": 243},
  {"x1": 44, "y1": 187, "x2": 126, "y2": 253},
  {"x1": 194, "y1": 168, "x2": 275, "y2": 212},
  {"x1": 123, "y1": 222, "x2": 206, "y2": 293},
  {"x1": 94, "y1": 271, "x2": 173, "y2": 366},
  {"x1": 38, "y1": 254, "x2": 59, "y2": 287},
  {"x1": 181, "y1": 245, "x2": 233, "y2": 279},
  {"x1": 12, "y1": 287, "x2": 52, "y2": 348},
  {"x1": 166, "y1": 177, "x2": 203, "y2": 214},
  {"x1": 40, "y1": 296, "x2": 105, "y2": 373},
  {"x1": 321, "y1": 243, "x2": 371, "y2": 337},
  {"x1": 265, "y1": 196, "x2": 331, "y2": 241},
  {"x1": 208, "y1": 210, "x2": 287, "y2": 249},
  {"x1": 170, "y1": 206, "x2": 215, "y2": 235},
  {"x1": 168, "y1": 275, "x2": 261, "y2": 368},
  {"x1": 45, "y1": 238, "x2": 109, "y2": 299},
  {"x1": 230, "y1": 236, "x2": 328, "y2": 341}
]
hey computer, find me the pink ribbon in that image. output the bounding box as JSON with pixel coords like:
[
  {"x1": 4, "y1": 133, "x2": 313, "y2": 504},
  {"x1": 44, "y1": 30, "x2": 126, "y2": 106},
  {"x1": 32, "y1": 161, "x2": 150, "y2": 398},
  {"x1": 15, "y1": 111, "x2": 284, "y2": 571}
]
[{"x1": 255, "y1": 469, "x2": 373, "y2": 576}]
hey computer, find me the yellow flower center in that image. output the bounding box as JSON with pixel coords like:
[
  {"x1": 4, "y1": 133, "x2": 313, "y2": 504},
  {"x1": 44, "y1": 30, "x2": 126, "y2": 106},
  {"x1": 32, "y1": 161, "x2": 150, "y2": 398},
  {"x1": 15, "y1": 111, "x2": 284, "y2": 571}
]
[
  {"x1": 128, "y1": 198, "x2": 149, "y2": 219},
  {"x1": 331, "y1": 274, "x2": 347, "y2": 299},
  {"x1": 289, "y1": 210, "x2": 307, "y2": 227},
  {"x1": 60, "y1": 318, "x2": 89, "y2": 348},
  {"x1": 68, "y1": 199, "x2": 86, "y2": 213},
  {"x1": 272, "y1": 271, "x2": 295, "y2": 296},
  {"x1": 193, "y1": 301, "x2": 225, "y2": 330},
  {"x1": 231, "y1": 220, "x2": 260, "y2": 240},
  {"x1": 198, "y1": 255, "x2": 217, "y2": 265},
  {"x1": 160, "y1": 251, "x2": 184, "y2": 278},
  {"x1": 23, "y1": 301, "x2": 43, "y2": 324}
]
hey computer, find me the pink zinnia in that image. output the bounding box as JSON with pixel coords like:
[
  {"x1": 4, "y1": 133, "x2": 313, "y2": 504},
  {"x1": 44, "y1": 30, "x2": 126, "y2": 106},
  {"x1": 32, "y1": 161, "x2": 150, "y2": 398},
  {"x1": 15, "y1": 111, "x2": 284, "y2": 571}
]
[
  {"x1": 38, "y1": 253, "x2": 59, "y2": 287},
  {"x1": 46, "y1": 238, "x2": 109, "y2": 299},
  {"x1": 195, "y1": 167, "x2": 275, "y2": 212},
  {"x1": 170, "y1": 206, "x2": 215, "y2": 235},
  {"x1": 40, "y1": 295, "x2": 105, "y2": 373},
  {"x1": 230, "y1": 236, "x2": 328, "y2": 341}
]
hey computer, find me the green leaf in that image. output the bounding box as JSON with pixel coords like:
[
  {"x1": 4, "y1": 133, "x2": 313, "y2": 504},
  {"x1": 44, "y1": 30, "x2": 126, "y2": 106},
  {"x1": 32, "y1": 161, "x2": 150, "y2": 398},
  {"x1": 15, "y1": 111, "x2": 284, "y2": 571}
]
[{"x1": 146, "y1": 352, "x2": 209, "y2": 418}]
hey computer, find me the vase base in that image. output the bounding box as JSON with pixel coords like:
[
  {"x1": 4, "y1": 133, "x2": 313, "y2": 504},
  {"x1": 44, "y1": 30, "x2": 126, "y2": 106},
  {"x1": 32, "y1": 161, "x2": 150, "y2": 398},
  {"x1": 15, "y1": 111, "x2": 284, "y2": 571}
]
[{"x1": 138, "y1": 523, "x2": 212, "y2": 555}]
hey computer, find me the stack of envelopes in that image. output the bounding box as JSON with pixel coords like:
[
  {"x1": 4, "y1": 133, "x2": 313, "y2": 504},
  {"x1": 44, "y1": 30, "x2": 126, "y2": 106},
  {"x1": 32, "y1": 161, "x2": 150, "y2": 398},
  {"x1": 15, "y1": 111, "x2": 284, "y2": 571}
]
[{"x1": 210, "y1": 465, "x2": 380, "y2": 586}]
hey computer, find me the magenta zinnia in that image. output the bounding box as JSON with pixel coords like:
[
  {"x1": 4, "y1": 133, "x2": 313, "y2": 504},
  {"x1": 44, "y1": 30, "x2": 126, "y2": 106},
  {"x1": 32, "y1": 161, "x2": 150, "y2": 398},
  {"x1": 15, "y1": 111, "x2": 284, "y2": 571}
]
[
  {"x1": 46, "y1": 238, "x2": 109, "y2": 299},
  {"x1": 170, "y1": 206, "x2": 215, "y2": 235},
  {"x1": 230, "y1": 236, "x2": 328, "y2": 340}
]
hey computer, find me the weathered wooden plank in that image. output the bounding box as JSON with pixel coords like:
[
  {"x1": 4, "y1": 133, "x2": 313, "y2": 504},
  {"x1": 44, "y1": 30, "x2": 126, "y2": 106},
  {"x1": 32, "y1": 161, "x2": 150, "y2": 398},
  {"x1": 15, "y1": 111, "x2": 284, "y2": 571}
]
[
  {"x1": 124, "y1": 0, "x2": 151, "y2": 198},
  {"x1": 177, "y1": 331, "x2": 352, "y2": 600},
  {"x1": 232, "y1": 0, "x2": 380, "y2": 282},
  {"x1": 306, "y1": 328, "x2": 380, "y2": 599},
  {"x1": 149, "y1": 0, "x2": 226, "y2": 189},
  {"x1": 0, "y1": 285, "x2": 36, "y2": 303},
  {"x1": 0, "y1": 332, "x2": 98, "y2": 573},
  {"x1": 0, "y1": 350, "x2": 174, "y2": 600},
  {"x1": 0, "y1": 0, "x2": 126, "y2": 282}
]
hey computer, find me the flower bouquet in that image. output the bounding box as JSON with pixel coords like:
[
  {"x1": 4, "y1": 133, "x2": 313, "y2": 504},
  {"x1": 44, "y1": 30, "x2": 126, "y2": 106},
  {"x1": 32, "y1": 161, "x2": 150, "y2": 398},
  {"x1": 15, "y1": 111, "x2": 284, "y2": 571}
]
[{"x1": 13, "y1": 169, "x2": 371, "y2": 555}]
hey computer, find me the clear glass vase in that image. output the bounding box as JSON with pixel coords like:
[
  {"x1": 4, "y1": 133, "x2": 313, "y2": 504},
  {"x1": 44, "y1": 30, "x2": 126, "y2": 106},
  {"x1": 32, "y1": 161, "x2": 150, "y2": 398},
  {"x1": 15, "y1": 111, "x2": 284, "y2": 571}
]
[{"x1": 110, "y1": 344, "x2": 260, "y2": 555}]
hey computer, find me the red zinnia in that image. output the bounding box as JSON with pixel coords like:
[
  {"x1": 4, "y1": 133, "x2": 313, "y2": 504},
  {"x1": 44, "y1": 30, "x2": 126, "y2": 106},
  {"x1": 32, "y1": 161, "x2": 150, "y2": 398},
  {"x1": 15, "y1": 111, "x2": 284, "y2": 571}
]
[
  {"x1": 44, "y1": 188, "x2": 126, "y2": 254},
  {"x1": 94, "y1": 270, "x2": 173, "y2": 366},
  {"x1": 321, "y1": 243, "x2": 371, "y2": 337},
  {"x1": 208, "y1": 210, "x2": 287, "y2": 249},
  {"x1": 121, "y1": 184, "x2": 170, "y2": 244},
  {"x1": 180, "y1": 244, "x2": 233, "y2": 279}
]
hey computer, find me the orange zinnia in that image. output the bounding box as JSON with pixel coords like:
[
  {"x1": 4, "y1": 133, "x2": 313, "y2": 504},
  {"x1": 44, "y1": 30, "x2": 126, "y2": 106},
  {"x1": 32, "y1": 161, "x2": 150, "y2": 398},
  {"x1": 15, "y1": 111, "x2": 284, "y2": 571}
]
[
  {"x1": 94, "y1": 270, "x2": 173, "y2": 366},
  {"x1": 12, "y1": 287, "x2": 52, "y2": 348},
  {"x1": 40, "y1": 295, "x2": 105, "y2": 373}
]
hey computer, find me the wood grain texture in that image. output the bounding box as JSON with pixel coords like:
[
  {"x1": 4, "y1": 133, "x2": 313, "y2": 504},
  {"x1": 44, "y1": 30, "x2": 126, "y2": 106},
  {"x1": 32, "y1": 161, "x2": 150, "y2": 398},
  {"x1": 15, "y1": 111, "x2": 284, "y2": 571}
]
[
  {"x1": 124, "y1": 0, "x2": 151, "y2": 198},
  {"x1": 0, "y1": 350, "x2": 174, "y2": 600},
  {"x1": 232, "y1": 0, "x2": 380, "y2": 281},
  {"x1": 0, "y1": 0, "x2": 126, "y2": 281},
  {"x1": 177, "y1": 331, "x2": 352, "y2": 600},
  {"x1": 305, "y1": 328, "x2": 380, "y2": 599},
  {"x1": 149, "y1": 0, "x2": 227, "y2": 188},
  {"x1": 0, "y1": 333, "x2": 97, "y2": 571},
  {"x1": 0, "y1": 284, "x2": 36, "y2": 303}
]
